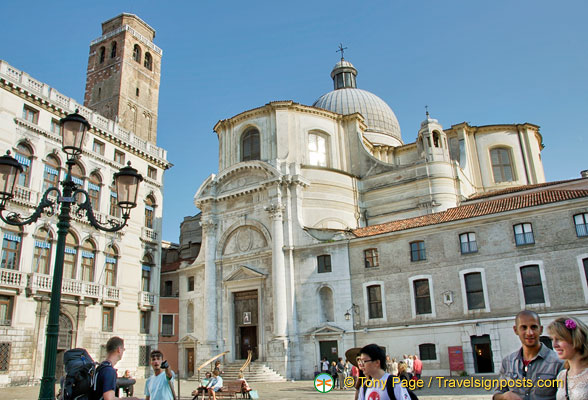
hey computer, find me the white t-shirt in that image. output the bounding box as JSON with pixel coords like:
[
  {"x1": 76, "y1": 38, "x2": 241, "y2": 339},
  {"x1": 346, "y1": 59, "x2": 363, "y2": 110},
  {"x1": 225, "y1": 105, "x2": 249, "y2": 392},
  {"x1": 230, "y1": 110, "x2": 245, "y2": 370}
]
[
  {"x1": 145, "y1": 370, "x2": 175, "y2": 400},
  {"x1": 358, "y1": 373, "x2": 410, "y2": 400}
]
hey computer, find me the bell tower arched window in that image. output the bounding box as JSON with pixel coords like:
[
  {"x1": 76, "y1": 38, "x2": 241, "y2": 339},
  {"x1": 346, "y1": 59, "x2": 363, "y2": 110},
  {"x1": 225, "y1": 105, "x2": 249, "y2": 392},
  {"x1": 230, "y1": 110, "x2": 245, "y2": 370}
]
[
  {"x1": 110, "y1": 41, "x2": 117, "y2": 58},
  {"x1": 144, "y1": 52, "x2": 152, "y2": 70},
  {"x1": 99, "y1": 47, "x2": 105, "y2": 63},
  {"x1": 133, "y1": 44, "x2": 142, "y2": 63},
  {"x1": 241, "y1": 129, "x2": 260, "y2": 162}
]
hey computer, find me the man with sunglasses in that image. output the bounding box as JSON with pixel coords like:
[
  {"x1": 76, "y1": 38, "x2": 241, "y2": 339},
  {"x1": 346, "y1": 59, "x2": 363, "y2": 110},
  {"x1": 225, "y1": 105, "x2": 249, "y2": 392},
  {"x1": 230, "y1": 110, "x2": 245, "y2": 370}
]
[{"x1": 357, "y1": 344, "x2": 410, "y2": 400}]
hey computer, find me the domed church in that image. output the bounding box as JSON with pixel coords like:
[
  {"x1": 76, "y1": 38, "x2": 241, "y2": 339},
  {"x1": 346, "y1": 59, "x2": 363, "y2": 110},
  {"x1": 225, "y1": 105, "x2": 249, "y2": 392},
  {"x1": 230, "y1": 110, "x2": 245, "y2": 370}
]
[{"x1": 178, "y1": 57, "x2": 588, "y2": 379}]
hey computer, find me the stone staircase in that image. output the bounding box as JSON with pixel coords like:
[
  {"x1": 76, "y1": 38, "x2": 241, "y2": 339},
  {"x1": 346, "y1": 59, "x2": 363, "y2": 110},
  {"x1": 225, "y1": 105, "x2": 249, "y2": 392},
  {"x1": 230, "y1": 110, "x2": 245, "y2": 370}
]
[{"x1": 200, "y1": 360, "x2": 287, "y2": 382}]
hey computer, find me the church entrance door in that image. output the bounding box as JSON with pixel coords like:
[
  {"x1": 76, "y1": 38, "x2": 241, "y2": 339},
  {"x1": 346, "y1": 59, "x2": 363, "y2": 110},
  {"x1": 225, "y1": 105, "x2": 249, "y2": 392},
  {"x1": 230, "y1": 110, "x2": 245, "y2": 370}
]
[
  {"x1": 471, "y1": 335, "x2": 494, "y2": 373},
  {"x1": 319, "y1": 340, "x2": 339, "y2": 365},
  {"x1": 186, "y1": 348, "x2": 195, "y2": 376},
  {"x1": 234, "y1": 290, "x2": 258, "y2": 360}
]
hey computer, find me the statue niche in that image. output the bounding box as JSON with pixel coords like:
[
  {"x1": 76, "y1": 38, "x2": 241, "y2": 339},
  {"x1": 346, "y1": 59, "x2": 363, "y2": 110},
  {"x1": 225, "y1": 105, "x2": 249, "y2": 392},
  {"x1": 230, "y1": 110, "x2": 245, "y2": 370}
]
[{"x1": 222, "y1": 226, "x2": 268, "y2": 255}]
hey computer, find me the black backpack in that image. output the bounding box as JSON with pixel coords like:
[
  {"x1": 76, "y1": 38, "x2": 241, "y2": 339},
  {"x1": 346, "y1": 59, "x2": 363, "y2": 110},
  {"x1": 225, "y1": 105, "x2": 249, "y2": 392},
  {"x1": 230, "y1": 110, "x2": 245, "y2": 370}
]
[
  {"x1": 61, "y1": 348, "x2": 106, "y2": 400},
  {"x1": 362, "y1": 375, "x2": 419, "y2": 400}
]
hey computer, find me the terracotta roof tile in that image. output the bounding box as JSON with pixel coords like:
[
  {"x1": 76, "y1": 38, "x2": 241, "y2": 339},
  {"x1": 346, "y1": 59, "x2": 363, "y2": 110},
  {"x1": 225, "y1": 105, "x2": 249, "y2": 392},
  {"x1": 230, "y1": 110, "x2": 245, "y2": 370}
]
[
  {"x1": 161, "y1": 258, "x2": 195, "y2": 272},
  {"x1": 466, "y1": 179, "x2": 582, "y2": 200},
  {"x1": 353, "y1": 189, "x2": 588, "y2": 238}
]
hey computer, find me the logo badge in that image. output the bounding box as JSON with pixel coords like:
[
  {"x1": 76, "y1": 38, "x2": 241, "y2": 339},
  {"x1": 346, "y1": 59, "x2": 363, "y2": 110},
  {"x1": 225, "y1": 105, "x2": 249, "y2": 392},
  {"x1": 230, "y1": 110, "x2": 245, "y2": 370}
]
[{"x1": 314, "y1": 373, "x2": 334, "y2": 393}]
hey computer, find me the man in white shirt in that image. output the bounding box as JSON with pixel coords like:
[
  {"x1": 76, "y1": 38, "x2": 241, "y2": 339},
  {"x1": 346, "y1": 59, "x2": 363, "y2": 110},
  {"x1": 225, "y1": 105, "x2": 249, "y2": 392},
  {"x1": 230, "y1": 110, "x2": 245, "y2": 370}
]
[
  {"x1": 358, "y1": 344, "x2": 410, "y2": 400},
  {"x1": 145, "y1": 350, "x2": 175, "y2": 400}
]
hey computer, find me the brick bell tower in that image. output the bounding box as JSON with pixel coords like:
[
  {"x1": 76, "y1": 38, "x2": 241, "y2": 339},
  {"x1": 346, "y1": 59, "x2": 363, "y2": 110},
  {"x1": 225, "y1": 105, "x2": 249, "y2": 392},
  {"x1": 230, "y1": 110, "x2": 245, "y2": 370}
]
[{"x1": 84, "y1": 13, "x2": 162, "y2": 144}]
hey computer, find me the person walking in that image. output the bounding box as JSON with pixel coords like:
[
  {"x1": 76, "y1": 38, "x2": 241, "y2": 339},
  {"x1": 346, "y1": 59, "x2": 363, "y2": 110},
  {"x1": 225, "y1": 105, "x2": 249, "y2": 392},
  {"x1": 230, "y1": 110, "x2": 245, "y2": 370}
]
[
  {"x1": 336, "y1": 357, "x2": 346, "y2": 389},
  {"x1": 413, "y1": 355, "x2": 423, "y2": 381},
  {"x1": 93, "y1": 336, "x2": 140, "y2": 400}
]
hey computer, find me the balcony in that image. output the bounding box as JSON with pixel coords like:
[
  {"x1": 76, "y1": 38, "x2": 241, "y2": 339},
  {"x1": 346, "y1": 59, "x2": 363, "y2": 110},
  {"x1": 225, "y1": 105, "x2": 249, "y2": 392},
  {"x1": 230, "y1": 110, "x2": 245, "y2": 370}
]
[
  {"x1": 0, "y1": 268, "x2": 27, "y2": 292},
  {"x1": 26, "y1": 273, "x2": 120, "y2": 302},
  {"x1": 141, "y1": 227, "x2": 158, "y2": 243},
  {"x1": 138, "y1": 291, "x2": 158, "y2": 309},
  {"x1": 11, "y1": 185, "x2": 38, "y2": 207}
]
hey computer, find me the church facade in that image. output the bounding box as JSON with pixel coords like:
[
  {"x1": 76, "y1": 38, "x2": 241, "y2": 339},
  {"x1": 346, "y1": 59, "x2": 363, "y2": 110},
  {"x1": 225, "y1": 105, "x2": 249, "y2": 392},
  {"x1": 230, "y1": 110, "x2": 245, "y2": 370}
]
[
  {"x1": 178, "y1": 58, "x2": 588, "y2": 379},
  {"x1": 0, "y1": 14, "x2": 170, "y2": 385}
]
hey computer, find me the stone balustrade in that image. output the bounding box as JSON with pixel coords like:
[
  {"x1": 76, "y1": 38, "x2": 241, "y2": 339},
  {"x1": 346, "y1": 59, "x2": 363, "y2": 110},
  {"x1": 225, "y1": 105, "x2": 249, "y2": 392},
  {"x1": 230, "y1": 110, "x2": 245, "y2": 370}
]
[
  {"x1": 141, "y1": 226, "x2": 158, "y2": 242},
  {"x1": 138, "y1": 291, "x2": 157, "y2": 308},
  {"x1": 0, "y1": 268, "x2": 27, "y2": 290},
  {"x1": 24, "y1": 272, "x2": 121, "y2": 302}
]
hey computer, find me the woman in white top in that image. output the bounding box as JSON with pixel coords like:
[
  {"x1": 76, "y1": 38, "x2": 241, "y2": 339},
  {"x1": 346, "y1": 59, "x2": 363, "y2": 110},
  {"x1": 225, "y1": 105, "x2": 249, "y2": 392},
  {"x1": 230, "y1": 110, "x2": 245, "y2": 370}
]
[{"x1": 547, "y1": 316, "x2": 588, "y2": 400}]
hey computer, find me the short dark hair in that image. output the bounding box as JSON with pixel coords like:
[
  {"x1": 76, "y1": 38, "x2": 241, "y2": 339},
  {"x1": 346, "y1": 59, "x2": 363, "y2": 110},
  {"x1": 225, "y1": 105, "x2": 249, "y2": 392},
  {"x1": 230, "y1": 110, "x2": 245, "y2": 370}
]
[
  {"x1": 359, "y1": 344, "x2": 387, "y2": 372},
  {"x1": 150, "y1": 349, "x2": 164, "y2": 359},
  {"x1": 106, "y1": 336, "x2": 124, "y2": 354},
  {"x1": 515, "y1": 310, "x2": 541, "y2": 326}
]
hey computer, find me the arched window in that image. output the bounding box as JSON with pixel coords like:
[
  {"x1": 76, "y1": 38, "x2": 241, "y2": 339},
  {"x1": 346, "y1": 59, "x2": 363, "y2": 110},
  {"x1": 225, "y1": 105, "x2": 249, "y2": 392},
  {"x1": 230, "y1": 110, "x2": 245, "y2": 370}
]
[
  {"x1": 145, "y1": 196, "x2": 156, "y2": 229},
  {"x1": 104, "y1": 246, "x2": 118, "y2": 286},
  {"x1": 1, "y1": 229, "x2": 22, "y2": 270},
  {"x1": 490, "y1": 148, "x2": 514, "y2": 183},
  {"x1": 98, "y1": 47, "x2": 105, "y2": 63},
  {"x1": 318, "y1": 286, "x2": 334, "y2": 322},
  {"x1": 187, "y1": 302, "x2": 194, "y2": 333},
  {"x1": 81, "y1": 239, "x2": 96, "y2": 282},
  {"x1": 308, "y1": 133, "x2": 328, "y2": 167},
  {"x1": 109, "y1": 186, "x2": 121, "y2": 218},
  {"x1": 433, "y1": 131, "x2": 441, "y2": 148},
  {"x1": 133, "y1": 44, "x2": 142, "y2": 63},
  {"x1": 64, "y1": 231, "x2": 78, "y2": 279},
  {"x1": 14, "y1": 143, "x2": 33, "y2": 187},
  {"x1": 110, "y1": 41, "x2": 117, "y2": 59},
  {"x1": 241, "y1": 129, "x2": 260, "y2": 161},
  {"x1": 142, "y1": 254, "x2": 153, "y2": 292},
  {"x1": 144, "y1": 52, "x2": 153, "y2": 70},
  {"x1": 33, "y1": 227, "x2": 53, "y2": 274},
  {"x1": 88, "y1": 173, "x2": 101, "y2": 210},
  {"x1": 58, "y1": 314, "x2": 73, "y2": 350},
  {"x1": 43, "y1": 155, "x2": 60, "y2": 192},
  {"x1": 70, "y1": 163, "x2": 85, "y2": 187}
]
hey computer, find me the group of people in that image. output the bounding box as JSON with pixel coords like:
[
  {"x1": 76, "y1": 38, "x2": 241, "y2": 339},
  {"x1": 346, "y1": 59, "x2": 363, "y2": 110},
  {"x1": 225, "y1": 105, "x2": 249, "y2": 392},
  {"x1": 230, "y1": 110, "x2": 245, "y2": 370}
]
[
  {"x1": 348, "y1": 311, "x2": 587, "y2": 400},
  {"x1": 190, "y1": 360, "x2": 253, "y2": 400}
]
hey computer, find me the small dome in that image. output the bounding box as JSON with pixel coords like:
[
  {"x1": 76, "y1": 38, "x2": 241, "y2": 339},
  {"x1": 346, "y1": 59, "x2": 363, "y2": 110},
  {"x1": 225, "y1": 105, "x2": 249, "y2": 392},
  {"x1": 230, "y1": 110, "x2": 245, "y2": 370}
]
[
  {"x1": 313, "y1": 59, "x2": 402, "y2": 142},
  {"x1": 313, "y1": 88, "x2": 402, "y2": 141}
]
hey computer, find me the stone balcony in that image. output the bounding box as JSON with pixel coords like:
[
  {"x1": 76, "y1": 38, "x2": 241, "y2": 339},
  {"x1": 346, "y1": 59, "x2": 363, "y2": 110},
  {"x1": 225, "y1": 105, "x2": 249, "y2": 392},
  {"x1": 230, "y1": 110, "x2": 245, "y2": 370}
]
[
  {"x1": 141, "y1": 227, "x2": 158, "y2": 243},
  {"x1": 0, "y1": 268, "x2": 27, "y2": 293},
  {"x1": 138, "y1": 291, "x2": 158, "y2": 310},
  {"x1": 24, "y1": 272, "x2": 121, "y2": 303}
]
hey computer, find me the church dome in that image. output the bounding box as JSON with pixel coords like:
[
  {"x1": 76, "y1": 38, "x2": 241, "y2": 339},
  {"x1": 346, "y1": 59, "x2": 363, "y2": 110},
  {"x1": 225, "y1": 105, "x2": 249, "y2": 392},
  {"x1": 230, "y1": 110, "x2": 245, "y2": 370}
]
[{"x1": 313, "y1": 59, "x2": 402, "y2": 143}]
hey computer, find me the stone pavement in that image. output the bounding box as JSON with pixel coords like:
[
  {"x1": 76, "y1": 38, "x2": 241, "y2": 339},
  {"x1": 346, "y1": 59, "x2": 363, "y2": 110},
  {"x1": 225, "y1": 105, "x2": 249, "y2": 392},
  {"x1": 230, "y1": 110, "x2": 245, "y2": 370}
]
[{"x1": 0, "y1": 377, "x2": 495, "y2": 399}]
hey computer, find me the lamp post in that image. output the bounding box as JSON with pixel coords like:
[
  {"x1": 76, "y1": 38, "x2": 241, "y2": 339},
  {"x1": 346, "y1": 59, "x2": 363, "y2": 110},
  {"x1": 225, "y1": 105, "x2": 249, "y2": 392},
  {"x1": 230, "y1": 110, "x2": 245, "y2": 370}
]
[{"x1": 0, "y1": 110, "x2": 143, "y2": 400}]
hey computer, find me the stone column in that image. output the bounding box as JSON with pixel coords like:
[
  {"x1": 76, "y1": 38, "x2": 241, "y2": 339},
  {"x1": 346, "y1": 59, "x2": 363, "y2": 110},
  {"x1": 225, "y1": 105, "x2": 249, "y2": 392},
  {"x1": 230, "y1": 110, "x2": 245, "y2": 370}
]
[
  {"x1": 200, "y1": 217, "x2": 217, "y2": 344},
  {"x1": 265, "y1": 203, "x2": 287, "y2": 338}
]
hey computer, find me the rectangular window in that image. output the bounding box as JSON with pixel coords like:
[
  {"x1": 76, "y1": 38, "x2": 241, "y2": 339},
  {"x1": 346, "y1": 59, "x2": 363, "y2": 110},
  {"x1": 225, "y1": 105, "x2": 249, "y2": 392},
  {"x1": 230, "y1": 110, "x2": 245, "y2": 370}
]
[
  {"x1": 367, "y1": 285, "x2": 383, "y2": 319},
  {"x1": 93, "y1": 140, "x2": 105, "y2": 156},
  {"x1": 464, "y1": 272, "x2": 485, "y2": 310},
  {"x1": 102, "y1": 307, "x2": 114, "y2": 332},
  {"x1": 114, "y1": 150, "x2": 125, "y2": 164},
  {"x1": 460, "y1": 232, "x2": 478, "y2": 254},
  {"x1": 161, "y1": 315, "x2": 174, "y2": 336},
  {"x1": 0, "y1": 342, "x2": 10, "y2": 372},
  {"x1": 410, "y1": 241, "x2": 426, "y2": 262},
  {"x1": 1, "y1": 233, "x2": 21, "y2": 270},
  {"x1": 419, "y1": 343, "x2": 436, "y2": 361},
  {"x1": 164, "y1": 280, "x2": 173, "y2": 297},
  {"x1": 148, "y1": 166, "x2": 157, "y2": 180},
  {"x1": 50, "y1": 119, "x2": 60, "y2": 134},
  {"x1": 22, "y1": 105, "x2": 39, "y2": 124},
  {"x1": 140, "y1": 311, "x2": 150, "y2": 334},
  {"x1": 520, "y1": 265, "x2": 545, "y2": 304},
  {"x1": 317, "y1": 255, "x2": 332, "y2": 273},
  {"x1": 139, "y1": 345, "x2": 150, "y2": 367},
  {"x1": 514, "y1": 223, "x2": 535, "y2": 246},
  {"x1": 574, "y1": 213, "x2": 588, "y2": 237},
  {"x1": 308, "y1": 133, "x2": 327, "y2": 167},
  {"x1": 0, "y1": 295, "x2": 14, "y2": 326},
  {"x1": 142, "y1": 265, "x2": 151, "y2": 292},
  {"x1": 414, "y1": 279, "x2": 432, "y2": 314},
  {"x1": 364, "y1": 248, "x2": 379, "y2": 268},
  {"x1": 188, "y1": 276, "x2": 194, "y2": 292}
]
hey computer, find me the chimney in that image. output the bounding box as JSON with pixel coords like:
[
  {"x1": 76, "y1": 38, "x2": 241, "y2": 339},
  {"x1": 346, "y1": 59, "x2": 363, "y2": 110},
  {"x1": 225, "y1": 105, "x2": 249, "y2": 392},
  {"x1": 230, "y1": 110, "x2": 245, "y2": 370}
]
[{"x1": 582, "y1": 170, "x2": 588, "y2": 178}]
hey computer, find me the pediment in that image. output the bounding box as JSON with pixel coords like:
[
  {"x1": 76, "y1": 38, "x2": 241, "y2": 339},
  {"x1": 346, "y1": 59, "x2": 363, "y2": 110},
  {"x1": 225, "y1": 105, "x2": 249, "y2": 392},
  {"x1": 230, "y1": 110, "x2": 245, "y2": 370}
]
[
  {"x1": 218, "y1": 169, "x2": 270, "y2": 195},
  {"x1": 222, "y1": 225, "x2": 268, "y2": 256},
  {"x1": 179, "y1": 334, "x2": 199, "y2": 343},
  {"x1": 224, "y1": 265, "x2": 266, "y2": 282},
  {"x1": 309, "y1": 324, "x2": 345, "y2": 336}
]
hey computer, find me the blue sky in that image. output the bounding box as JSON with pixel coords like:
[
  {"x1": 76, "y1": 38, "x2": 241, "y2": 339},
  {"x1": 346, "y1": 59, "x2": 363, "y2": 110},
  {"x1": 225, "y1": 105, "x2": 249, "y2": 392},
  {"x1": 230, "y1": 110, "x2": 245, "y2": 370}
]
[{"x1": 2, "y1": 1, "x2": 587, "y2": 242}]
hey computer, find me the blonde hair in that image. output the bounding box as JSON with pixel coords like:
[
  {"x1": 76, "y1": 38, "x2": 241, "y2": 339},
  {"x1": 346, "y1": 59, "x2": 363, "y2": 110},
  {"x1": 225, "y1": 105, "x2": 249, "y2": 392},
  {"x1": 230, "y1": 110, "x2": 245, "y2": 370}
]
[
  {"x1": 547, "y1": 316, "x2": 588, "y2": 369},
  {"x1": 397, "y1": 361, "x2": 407, "y2": 375},
  {"x1": 238, "y1": 373, "x2": 244, "y2": 379}
]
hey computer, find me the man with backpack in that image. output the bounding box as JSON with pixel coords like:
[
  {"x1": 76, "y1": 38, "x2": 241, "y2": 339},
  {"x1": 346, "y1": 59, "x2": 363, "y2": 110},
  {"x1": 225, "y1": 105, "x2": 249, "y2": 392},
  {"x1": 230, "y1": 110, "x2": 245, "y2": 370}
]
[
  {"x1": 357, "y1": 344, "x2": 413, "y2": 400},
  {"x1": 93, "y1": 336, "x2": 140, "y2": 400}
]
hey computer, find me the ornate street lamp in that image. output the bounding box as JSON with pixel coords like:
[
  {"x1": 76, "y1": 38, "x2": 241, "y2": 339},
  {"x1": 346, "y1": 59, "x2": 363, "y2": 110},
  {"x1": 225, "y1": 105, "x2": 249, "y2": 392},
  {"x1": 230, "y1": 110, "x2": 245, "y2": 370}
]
[
  {"x1": 0, "y1": 110, "x2": 143, "y2": 400},
  {"x1": 344, "y1": 304, "x2": 359, "y2": 321}
]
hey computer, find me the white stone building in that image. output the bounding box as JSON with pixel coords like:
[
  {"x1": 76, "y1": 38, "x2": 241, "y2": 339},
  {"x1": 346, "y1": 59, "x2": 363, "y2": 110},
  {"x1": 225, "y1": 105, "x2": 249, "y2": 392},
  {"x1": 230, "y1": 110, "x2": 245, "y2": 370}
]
[
  {"x1": 0, "y1": 13, "x2": 170, "y2": 386},
  {"x1": 178, "y1": 58, "x2": 588, "y2": 379}
]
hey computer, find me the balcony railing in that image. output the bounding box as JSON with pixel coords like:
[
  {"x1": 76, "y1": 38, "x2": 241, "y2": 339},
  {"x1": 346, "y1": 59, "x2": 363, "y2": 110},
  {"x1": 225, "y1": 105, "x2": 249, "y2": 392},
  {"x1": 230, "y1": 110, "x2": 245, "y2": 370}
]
[
  {"x1": 139, "y1": 291, "x2": 158, "y2": 308},
  {"x1": 26, "y1": 273, "x2": 120, "y2": 302},
  {"x1": 141, "y1": 227, "x2": 158, "y2": 242},
  {"x1": 0, "y1": 268, "x2": 27, "y2": 290}
]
